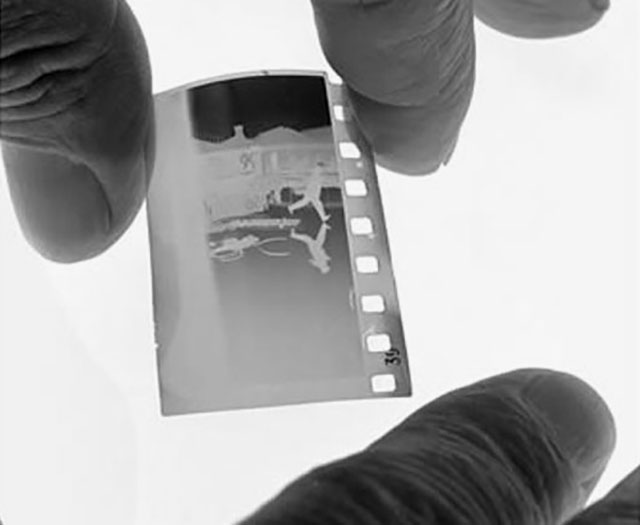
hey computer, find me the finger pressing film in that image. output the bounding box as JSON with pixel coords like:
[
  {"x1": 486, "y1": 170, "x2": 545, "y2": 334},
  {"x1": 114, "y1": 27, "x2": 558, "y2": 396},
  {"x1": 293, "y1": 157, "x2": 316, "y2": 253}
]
[
  {"x1": 474, "y1": 0, "x2": 611, "y2": 39},
  {"x1": 311, "y1": 0, "x2": 475, "y2": 175},
  {"x1": 241, "y1": 369, "x2": 616, "y2": 525},
  {"x1": 345, "y1": 81, "x2": 471, "y2": 175},
  {"x1": 567, "y1": 465, "x2": 640, "y2": 525}
]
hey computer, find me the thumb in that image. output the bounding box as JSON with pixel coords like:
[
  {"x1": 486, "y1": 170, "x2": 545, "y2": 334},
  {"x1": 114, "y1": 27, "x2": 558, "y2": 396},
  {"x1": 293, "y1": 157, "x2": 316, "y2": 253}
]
[
  {"x1": 241, "y1": 369, "x2": 616, "y2": 524},
  {"x1": 0, "y1": 0, "x2": 154, "y2": 263}
]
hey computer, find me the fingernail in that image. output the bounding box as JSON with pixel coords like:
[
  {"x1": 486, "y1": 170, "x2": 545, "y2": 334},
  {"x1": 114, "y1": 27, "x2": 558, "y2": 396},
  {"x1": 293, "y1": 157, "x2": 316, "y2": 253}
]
[
  {"x1": 521, "y1": 372, "x2": 616, "y2": 499},
  {"x1": 590, "y1": 0, "x2": 610, "y2": 12},
  {"x1": 442, "y1": 136, "x2": 458, "y2": 166}
]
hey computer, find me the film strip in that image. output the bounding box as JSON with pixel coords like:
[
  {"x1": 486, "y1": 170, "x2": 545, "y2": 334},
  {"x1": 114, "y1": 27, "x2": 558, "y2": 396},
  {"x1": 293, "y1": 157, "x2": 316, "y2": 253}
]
[
  {"x1": 147, "y1": 70, "x2": 410, "y2": 415},
  {"x1": 327, "y1": 79, "x2": 411, "y2": 398}
]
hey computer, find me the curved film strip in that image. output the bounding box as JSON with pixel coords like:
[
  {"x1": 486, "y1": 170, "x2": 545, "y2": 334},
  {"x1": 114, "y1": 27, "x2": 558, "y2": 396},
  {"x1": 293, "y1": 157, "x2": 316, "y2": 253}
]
[{"x1": 147, "y1": 71, "x2": 410, "y2": 415}]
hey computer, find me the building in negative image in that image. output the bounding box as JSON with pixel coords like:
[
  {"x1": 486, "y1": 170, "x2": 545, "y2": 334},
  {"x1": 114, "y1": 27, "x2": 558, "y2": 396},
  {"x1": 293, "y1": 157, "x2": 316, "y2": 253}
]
[{"x1": 188, "y1": 75, "x2": 343, "y2": 274}]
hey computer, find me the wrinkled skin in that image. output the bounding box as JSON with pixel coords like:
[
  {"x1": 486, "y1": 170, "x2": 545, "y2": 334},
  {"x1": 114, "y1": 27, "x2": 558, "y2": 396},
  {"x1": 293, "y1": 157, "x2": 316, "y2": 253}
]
[
  {"x1": 0, "y1": 0, "x2": 611, "y2": 261},
  {"x1": 1, "y1": 2, "x2": 634, "y2": 525},
  {"x1": 242, "y1": 370, "x2": 638, "y2": 524},
  {"x1": 0, "y1": 0, "x2": 152, "y2": 262},
  {"x1": 311, "y1": 0, "x2": 475, "y2": 174}
]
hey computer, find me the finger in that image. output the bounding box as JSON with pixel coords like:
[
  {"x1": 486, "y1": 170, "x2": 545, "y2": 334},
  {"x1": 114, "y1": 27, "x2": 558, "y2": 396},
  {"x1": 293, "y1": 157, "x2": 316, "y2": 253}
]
[
  {"x1": 473, "y1": 0, "x2": 610, "y2": 39},
  {"x1": 566, "y1": 465, "x2": 640, "y2": 524},
  {"x1": 311, "y1": 0, "x2": 475, "y2": 174},
  {"x1": 346, "y1": 82, "x2": 471, "y2": 175},
  {"x1": 0, "y1": 0, "x2": 153, "y2": 263},
  {"x1": 241, "y1": 369, "x2": 616, "y2": 524}
]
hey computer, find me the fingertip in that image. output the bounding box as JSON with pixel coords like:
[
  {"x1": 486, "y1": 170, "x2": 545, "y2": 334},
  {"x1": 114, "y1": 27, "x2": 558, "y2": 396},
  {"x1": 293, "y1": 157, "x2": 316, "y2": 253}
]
[
  {"x1": 590, "y1": 0, "x2": 610, "y2": 11},
  {"x1": 520, "y1": 370, "x2": 617, "y2": 512},
  {"x1": 375, "y1": 155, "x2": 442, "y2": 177},
  {"x1": 368, "y1": 368, "x2": 617, "y2": 522},
  {"x1": 2, "y1": 143, "x2": 114, "y2": 263},
  {"x1": 240, "y1": 368, "x2": 618, "y2": 525},
  {"x1": 312, "y1": 0, "x2": 475, "y2": 175},
  {"x1": 374, "y1": 133, "x2": 459, "y2": 176},
  {"x1": 346, "y1": 85, "x2": 471, "y2": 176},
  {"x1": 466, "y1": 368, "x2": 617, "y2": 478},
  {"x1": 473, "y1": 0, "x2": 609, "y2": 39},
  {"x1": 469, "y1": 368, "x2": 617, "y2": 519}
]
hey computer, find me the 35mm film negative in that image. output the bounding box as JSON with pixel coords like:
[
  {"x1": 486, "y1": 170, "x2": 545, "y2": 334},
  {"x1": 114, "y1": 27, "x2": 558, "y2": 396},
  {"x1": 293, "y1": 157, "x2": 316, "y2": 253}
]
[{"x1": 147, "y1": 71, "x2": 410, "y2": 416}]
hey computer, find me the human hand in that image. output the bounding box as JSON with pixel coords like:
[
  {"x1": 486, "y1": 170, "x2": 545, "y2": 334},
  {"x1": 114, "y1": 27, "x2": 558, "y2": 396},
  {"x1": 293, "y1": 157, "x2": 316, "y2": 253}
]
[
  {"x1": 1, "y1": 4, "x2": 633, "y2": 524},
  {"x1": 241, "y1": 369, "x2": 637, "y2": 525},
  {"x1": 0, "y1": 0, "x2": 610, "y2": 263},
  {"x1": 0, "y1": 0, "x2": 152, "y2": 262}
]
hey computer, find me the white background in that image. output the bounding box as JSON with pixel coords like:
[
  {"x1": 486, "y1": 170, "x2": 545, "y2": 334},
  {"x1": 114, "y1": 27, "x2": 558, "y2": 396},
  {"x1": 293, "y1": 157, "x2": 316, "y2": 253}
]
[{"x1": 0, "y1": 1, "x2": 638, "y2": 524}]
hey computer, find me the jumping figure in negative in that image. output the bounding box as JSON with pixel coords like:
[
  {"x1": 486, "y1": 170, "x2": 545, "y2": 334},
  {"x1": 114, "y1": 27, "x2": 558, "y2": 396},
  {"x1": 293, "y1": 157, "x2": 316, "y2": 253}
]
[{"x1": 288, "y1": 163, "x2": 331, "y2": 223}]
